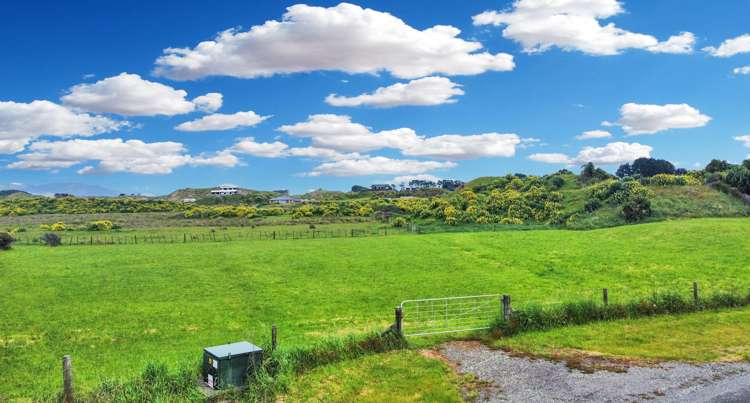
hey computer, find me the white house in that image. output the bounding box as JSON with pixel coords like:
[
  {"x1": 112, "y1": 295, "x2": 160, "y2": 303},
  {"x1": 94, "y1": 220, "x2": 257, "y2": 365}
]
[{"x1": 210, "y1": 184, "x2": 239, "y2": 196}]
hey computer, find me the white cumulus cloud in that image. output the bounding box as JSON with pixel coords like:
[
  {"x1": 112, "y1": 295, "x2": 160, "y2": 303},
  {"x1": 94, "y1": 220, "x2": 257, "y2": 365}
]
[
  {"x1": 473, "y1": 0, "x2": 694, "y2": 56},
  {"x1": 734, "y1": 135, "x2": 750, "y2": 153},
  {"x1": 530, "y1": 142, "x2": 652, "y2": 165},
  {"x1": 61, "y1": 73, "x2": 219, "y2": 116},
  {"x1": 401, "y1": 133, "x2": 520, "y2": 160},
  {"x1": 576, "y1": 129, "x2": 612, "y2": 140},
  {"x1": 733, "y1": 66, "x2": 750, "y2": 75},
  {"x1": 616, "y1": 103, "x2": 711, "y2": 135},
  {"x1": 307, "y1": 156, "x2": 456, "y2": 177},
  {"x1": 232, "y1": 137, "x2": 289, "y2": 158},
  {"x1": 192, "y1": 93, "x2": 223, "y2": 113},
  {"x1": 704, "y1": 34, "x2": 750, "y2": 57},
  {"x1": 8, "y1": 138, "x2": 236, "y2": 174},
  {"x1": 0, "y1": 100, "x2": 125, "y2": 154},
  {"x1": 154, "y1": 3, "x2": 514, "y2": 80},
  {"x1": 175, "y1": 111, "x2": 271, "y2": 132},
  {"x1": 278, "y1": 114, "x2": 520, "y2": 160},
  {"x1": 325, "y1": 77, "x2": 464, "y2": 108},
  {"x1": 576, "y1": 142, "x2": 652, "y2": 164},
  {"x1": 529, "y1": 153, "x2": 573, "y2": 164}
]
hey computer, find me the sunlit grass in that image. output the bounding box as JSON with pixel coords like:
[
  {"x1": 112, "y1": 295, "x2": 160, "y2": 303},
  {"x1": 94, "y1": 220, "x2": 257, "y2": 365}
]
[{"x1": 2, "y1": 218, "x2": 750, "y2": 397}]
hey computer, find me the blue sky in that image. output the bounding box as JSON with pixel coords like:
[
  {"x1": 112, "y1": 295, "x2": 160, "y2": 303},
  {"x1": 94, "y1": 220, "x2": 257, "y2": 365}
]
[{"x1": 1, "y1": 0, "x2": 749, "y2": 195}]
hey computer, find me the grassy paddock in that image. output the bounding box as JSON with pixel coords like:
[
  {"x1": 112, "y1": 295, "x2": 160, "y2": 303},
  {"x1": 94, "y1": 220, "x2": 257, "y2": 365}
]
[{"x1": 2, "y1": 218, "x2": 750, "y2": 398}]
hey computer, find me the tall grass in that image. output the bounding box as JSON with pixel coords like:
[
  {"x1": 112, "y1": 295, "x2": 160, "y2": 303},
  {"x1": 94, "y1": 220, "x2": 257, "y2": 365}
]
[
  {"x1": 75, "y1": 363, "x2": 204, "y2": 402},
  {"x1": 242, "y1": 330, "x2": 407, "y2": 401},
  {"x1": 491, "y1": 289, "x2": 750, "y2": 337},
  {"x1": 75, "y1": 331, "x2": 406, "y2": 402}
]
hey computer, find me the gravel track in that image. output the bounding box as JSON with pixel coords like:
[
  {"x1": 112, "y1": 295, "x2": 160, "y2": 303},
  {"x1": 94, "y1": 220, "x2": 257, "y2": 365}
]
[{"x1": 439, "y1": 342, "x2": 750, "y2": 402}]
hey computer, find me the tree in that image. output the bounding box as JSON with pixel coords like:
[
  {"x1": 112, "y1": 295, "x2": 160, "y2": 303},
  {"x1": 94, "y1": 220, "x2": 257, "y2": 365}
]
[
  {"x1": 675, "y1": 168, "x2": 688, "y2": 175},
  {"x1": 629, "y1": 158, "x2": 675, "y2": 178},
  {"x1": 705, "y1": 159, "x2": 732, "y2": 173},
  {"x1": 579, "y1": 162, "x2": 611, "y2": 184},
  {"x1": 351, "y1": 185, "x2": 369, "y2": 193},
  {"x1": 616, "y1": 163, "x2": 633, "y2": 178}
]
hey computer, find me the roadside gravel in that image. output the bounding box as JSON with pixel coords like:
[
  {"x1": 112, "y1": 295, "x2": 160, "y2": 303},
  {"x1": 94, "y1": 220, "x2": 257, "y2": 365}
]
[{"x1": 439, "y1": 341, "x2": 750, "y2": 402}]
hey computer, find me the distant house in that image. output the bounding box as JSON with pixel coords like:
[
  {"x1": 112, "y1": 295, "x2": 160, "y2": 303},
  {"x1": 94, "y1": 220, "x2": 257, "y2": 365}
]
[
  {"x1": 210, "y1": 184, "x2": 239, "y2": 196},
  {"x1": 182, "y1": 198, "x2": 197, "y2": 203},
  {"x1": 270, "y1": 196, "x2": 306, "y2": 204}
]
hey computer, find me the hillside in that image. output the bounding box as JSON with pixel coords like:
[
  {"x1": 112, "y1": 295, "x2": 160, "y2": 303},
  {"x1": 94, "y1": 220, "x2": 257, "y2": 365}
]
[
  {"x1": 0, "y1": 190, "x2": 31, "y2": 199},
  {"x1": 164, "y1": 187, "x2": 281, "y2": 201}
]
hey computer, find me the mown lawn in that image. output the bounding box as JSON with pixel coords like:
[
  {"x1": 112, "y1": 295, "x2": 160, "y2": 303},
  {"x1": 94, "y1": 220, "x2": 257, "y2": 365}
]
[
  {"x1": 493, "y1": 306, "x2": 750, "y2": 362},
  {"x1": 2, "y1": 218, "x2": 750, "y2": 398},
  {"x1": 283, "y1": 351, "x2": 463, "y2": 402}
]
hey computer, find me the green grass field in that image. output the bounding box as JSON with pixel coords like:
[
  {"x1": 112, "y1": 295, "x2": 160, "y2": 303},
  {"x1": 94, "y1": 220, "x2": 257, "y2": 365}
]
[
  {"x1": 2, "y1": 218, "x2": 750, "y2": 398},
  {"x1": 283, "y1": 351, "x2": 464, "y2": 402},
  {"x1": 494, "y1": 306, "x2": 750, "y2": 363}
]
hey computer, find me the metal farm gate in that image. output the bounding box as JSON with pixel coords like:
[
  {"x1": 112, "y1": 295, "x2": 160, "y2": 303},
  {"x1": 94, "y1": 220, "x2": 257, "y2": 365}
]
[{"x1": 399, "y1": 294, "x2": 505, "y2": 337}]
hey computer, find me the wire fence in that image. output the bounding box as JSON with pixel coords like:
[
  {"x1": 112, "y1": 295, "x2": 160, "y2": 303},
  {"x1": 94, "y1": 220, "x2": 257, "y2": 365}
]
[
  {"x1": 397, "y1": 281, "x2": 750, "y2": 337},
  {"x1": 12, "y1": 227, "x2": 413, "y2": 247}
]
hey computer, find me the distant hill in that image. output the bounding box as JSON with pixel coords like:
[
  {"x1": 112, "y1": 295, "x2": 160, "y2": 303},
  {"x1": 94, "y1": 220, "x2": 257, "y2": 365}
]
[
  {"x1": 14, "y1": 183, "x2": 119, "y2": 197},
  {"x1": 164, "y1": 187, "x2": 280, "y2": 201},
  {"x1": 0, "y1": 189, "x2": 32, "y2": 199}
]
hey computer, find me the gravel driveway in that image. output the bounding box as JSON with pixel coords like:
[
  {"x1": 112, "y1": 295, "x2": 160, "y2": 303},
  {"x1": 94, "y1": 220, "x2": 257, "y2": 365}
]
[{"x1": 439, "y1": 342, "x2": 750, "y2": 402}]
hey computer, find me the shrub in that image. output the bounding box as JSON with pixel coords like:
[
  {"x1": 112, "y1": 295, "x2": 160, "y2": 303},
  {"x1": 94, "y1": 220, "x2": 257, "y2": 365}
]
[
  {"x1": 645, "y1": 174, "x2": 700, "y2": 186},
  {"x1": 621, "y1": 195, "x2": 652, "y2": 222},
  {"x1": 392, "y1": 217, "x2": 407, "y2": 228},
  {"x1": 0, "y1": 232, "x2": 13, "y2": 250},
  {"x1": 583, "y1": 198, "x2": 602, "y2": 212},
  {"x1": 42, "y1": 233, "x2": 62, "y2": 247},
  {"x1": 725, "y1": 166, "x2": 750, "y2": 194},
  {"x1": 549, "y1": 176, "x2": 565, "y2": 190},
  {"x1": 50, "y1": 222, "x2": 66, "y2": 231},
  {"x1": 87, "y1": 220, "x2": 114, "y2": 231}
]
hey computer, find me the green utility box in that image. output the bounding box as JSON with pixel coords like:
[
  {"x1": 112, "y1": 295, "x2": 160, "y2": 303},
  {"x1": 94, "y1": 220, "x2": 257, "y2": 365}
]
[{"x1": 203, "y1": 341, "x2": 263, "y2": 389}]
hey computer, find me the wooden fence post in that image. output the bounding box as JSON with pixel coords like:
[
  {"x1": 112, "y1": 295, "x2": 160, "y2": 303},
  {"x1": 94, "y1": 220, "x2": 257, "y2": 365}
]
[
  {"x1": 693, "y1": 282, "x2": 699, "y2": 303},
  {"x1": 502, "y1": 295, "x2": 512, "y2": 321},
  {"x1": 603, "y1": 288, "x2": 609, "y2": 306},
  {"x1": 271, "y1": 325, "x2": 277, "y2": 351},
  {"x1": 395, "y1": 307, "x2": 403, "y2": 334},
  {"x1": 62, "y1": 355, "x2": 73, "y2": 403}
]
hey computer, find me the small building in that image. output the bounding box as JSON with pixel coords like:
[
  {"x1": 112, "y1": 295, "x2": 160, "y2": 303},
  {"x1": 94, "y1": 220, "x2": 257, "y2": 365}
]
[
  {"x1": 203, "y1": 341, "x2": 263, "y2": 389},
  {"x1": 210, "y1": 184, "x2": 239, "y2": 196},
  {"x1": 182, "y1": 197, "x2": 197, "y2": 203},
  {"x1": 270, "y1": 196, "x2": 305, "y2": 204}
]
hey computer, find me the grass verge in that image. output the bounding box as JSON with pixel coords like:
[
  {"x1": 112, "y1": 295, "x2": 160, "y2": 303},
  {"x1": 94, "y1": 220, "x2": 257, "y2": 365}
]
[{"x1": 493, "y1": 306, "x2": 750, "y2": 363}]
